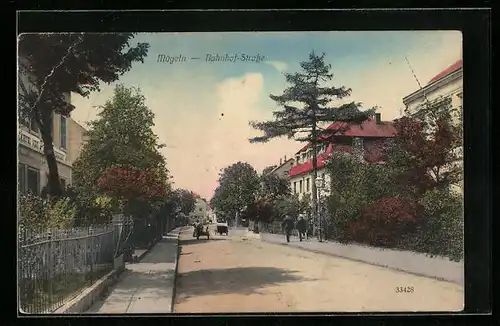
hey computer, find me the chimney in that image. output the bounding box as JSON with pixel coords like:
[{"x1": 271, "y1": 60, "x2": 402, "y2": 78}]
[
  {"x1": 375, "y1": 113, "x2": 381, "y2": 124},
  {"x1": 284, "y1": 155, "x2": 287, "y2": 161},
  {"x1": 280, "y1": 158, "x2": 282, "y2": 165}
]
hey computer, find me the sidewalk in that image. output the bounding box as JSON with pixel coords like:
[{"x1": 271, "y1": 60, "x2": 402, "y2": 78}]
[
  {"x1": 85, "y1": 227, "x2": 185, "y2": 314},
  {"x1": 259, "y1": 232, "x2": 464, "y2": 285}
]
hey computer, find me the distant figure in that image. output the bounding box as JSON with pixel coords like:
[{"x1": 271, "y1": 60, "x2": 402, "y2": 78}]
[
  {"x1": 296, "y1": 215, "x2": 307, "y2": 242},
  {"x1": 282, "y1": 215, "x2": 295, "y2": 243}
]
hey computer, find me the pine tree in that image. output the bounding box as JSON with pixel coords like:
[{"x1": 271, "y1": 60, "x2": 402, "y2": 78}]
[{"x1": 249, "y1": 51, "x2": 376, "y2": 228}]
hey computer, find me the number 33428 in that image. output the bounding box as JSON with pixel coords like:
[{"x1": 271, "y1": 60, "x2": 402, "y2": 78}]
[{"x1": 395, "y1": 286, "x2": 414, "y2": 293}]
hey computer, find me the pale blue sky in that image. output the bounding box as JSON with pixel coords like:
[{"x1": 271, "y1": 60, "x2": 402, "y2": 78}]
[{"x1": 71, "y1": 31, "x2": 462, "y2": 199}]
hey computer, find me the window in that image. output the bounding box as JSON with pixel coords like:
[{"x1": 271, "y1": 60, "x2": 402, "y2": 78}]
[
  {"x1": 294, "y1": 182, "x2": 297, "y2": 194},
  {"x1": 26, "y1": 166, "x2": 40, "y2": 195},
  {"x1": 306, "y1": 178, "x2": 310, "y2": 192},
  {"x1": 299, "y1": 180, "x2": 303, "y2": 193},
  {"x1": 60, "y1": 116, "x2": 67, "y2": 150},
  {"x1": 18, "y1": 163, "x2": 26, "y2": 193}
]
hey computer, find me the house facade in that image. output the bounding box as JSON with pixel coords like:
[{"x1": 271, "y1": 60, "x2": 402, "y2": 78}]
[
  {"x1": 67, "y1": 118, "x2": 90, "y2": 166},
  {"x1": 402, "y1": 59, "x2": 463, "y2": 125},
  {"x1": 18, "y1": 53, "x2": 90, "y2": 196},
  {"x1": 289, "y1": 114, "x2": 397, "y2": 202},
  {"x1": 266, "y1": 156, "x2": 295, "y2": 178},
  {"x1": 18, "y1": 105, "x2": 74, "y2": 195}
]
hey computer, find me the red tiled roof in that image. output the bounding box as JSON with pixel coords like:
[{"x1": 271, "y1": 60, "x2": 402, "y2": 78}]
[
  {"x1": 289, "y1": 143, "x2": 355, "y2": 177},
  {"x1": 295, "y1": 118, "x2": 397, "y2": 154},
  {"x1": 428, "y1": 59, "x2": 463, "y2": 84}
]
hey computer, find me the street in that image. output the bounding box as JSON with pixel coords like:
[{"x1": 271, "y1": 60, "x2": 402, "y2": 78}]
[{"x1": 174, "y1": 227, "x2": 464, "y2": 313}]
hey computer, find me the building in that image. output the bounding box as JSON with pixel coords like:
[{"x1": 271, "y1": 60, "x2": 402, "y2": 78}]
[
  {"x1": 67, "y1": 118, "x2": 90, "y2": 166},
  {"x1": 18, "y1": 106, "x2": 74, "y2": 195},
  {"x1": 402, "y1": 59, "x2": 463, "y2": 124},
  {"x1": 289, "y1": 113, "x2": 397, "y2": 201},
  {"x1": 265, "y1": 156, "x2": 295, "y2": 178},
  {"x1": 402, "y1": 58, "x2": 463, "y2": 192},
  {"x1": 189, "y1": 193, "x2": 210, "y2": 223}
]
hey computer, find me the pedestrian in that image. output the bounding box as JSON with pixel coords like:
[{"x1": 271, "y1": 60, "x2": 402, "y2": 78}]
[
  {"x1": 282, "y1": 215, "x2": 294, "y2": 243},
  {"x1": 296, "y1": 215, "x2": 307, "y2": 242}
]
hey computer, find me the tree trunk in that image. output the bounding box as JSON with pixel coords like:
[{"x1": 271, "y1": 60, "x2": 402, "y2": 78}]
[
  {"x1": 311, "y1": 107, "x2": 319, "y2": 240},
  {"x1": 39, "y1": 111, "x2": 62, "y2": 198}
]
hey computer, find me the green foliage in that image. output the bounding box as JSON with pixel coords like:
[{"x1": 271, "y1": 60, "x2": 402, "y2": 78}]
[
  {"x1": 407, "y1": 189, "x2": 464, "y2": 261},
  {"x1": 18, "y1": 33, "x2": 149, "y2": 197},
  {"x1": 325, "y1": 153, "x2": 398, "y2": 239},
  {"x1": 260, "y1": 173, "x2": 291, "y2": 201},
  {"x1": 249, "y1": 51, "x2": 377, "y2": 216},
  {"x1": 210, "y1": 162, "x2": 261, "y2": 217},
  {"x1": 72, "y1": 84, "x2": 169, "y2": 221},
  {"x1": 19, "y1": 193, "x2": 77, "y2": 233},
  {"x1": 165, "y1": 189, "x2": 196, "y2": 215}
]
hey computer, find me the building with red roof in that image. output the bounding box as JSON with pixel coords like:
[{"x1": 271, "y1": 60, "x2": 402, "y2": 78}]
[
  {"x1": 402, "y1": 58, "x2": 463, "y2": 119},
  {"x1": 289, "y1": 113, "x2": 397, "y2": 200}
]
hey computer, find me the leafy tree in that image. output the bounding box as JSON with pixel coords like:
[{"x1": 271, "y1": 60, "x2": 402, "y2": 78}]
[
  {"x1": 72, "y1": 85, "x2": 169, "y2": 221},
  {"x1": 210, "y1": 162, "x2": 260, "y2": 224},
  {"x1": 262, "y1": 165, "x2": 277, "y2": 175},
  {"x1": 390, "y1": 96, "x2": 462, "y2": 198},
  {"x1": 249, "y1": 51, "x2": 376, "y2": 221},
  {"x1": 18, "y1": 33, "x2": 149, "y2": 197},
  {"x1": 165, "y1": 189, "x2": 196, "y2": 216},
  {"x1": 260, "y1": 173, "x2": 291, "y2": 201}
]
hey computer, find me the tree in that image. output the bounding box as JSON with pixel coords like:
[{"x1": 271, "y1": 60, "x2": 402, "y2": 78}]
[
  {"x1": 165, "y1": 189, "x2": 196, "y2": 216},
  {"x1": 210, "y1": 162, "x2": 261, "y2": 225},
  {"x1": 18, "y1": 33, "x2": 149, "y2": 197},
  {"x1": 389, "y1": 96, "x2": 462, "y2": 198},
  {"x1": 262, "y1": 165, "x2": 277, "y2": 175},
  {"x1": 260, "y1": 173, "x2": 291, "y2": 201},
  {"x1": 249, "y1": 51, "x2": 376, "y2": 224},
  {"x1": 72, "y1": 85, "x2": 169, "y2": 221}
]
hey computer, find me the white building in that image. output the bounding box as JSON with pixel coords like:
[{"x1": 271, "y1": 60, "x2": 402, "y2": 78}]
[
  {"x1": 402, "y1": 59, "x2": 463, "y2": 124},
  {"x1": 402, "y1": 58, "x2": 463, "y2": 192},
  {"x1": 289, "y1": 115, "x2": 397, "y2": 202},
  {"x1": 18, "y1": 54, "x2": 89, "y2": 195}
]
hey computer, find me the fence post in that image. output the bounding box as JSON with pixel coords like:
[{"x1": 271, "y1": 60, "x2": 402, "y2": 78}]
[
  {"x1": 89, "y1": 227, "x2": 93, "y2": 284},
  {"x1": 47, "y1": 231, "x2": 53, "y2": 304}
]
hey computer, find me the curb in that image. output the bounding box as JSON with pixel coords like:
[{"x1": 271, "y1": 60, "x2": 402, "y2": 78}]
[
  {"x1": 170, "y1": 226, "x2": 188, "y2": 313},
  {"x1": 260, "y1": 237, "x2": 463, "y2": 286},
  {"x1": 53, "y1": 267, "x2": 125, "y2": 314}
]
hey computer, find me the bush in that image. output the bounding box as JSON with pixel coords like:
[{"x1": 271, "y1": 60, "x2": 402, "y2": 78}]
[
  {"x1": 19, "y1": 193, "x2": 77, "y2": 233},
  {"x1": 343, "y1": 196, "x2": 423, "y2": 247},
  {"x1": 405, "y1": 189, "x2": 464, "y2": 261}
]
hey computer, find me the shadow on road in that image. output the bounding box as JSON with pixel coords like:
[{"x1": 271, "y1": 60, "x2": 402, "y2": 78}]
[{"x1": 176, "y1": 267, "x2": 310, "y2": 300}]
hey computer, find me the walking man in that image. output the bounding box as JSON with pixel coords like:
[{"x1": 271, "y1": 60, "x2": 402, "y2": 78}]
[
  {"x1": 282, "y1": 215, "x2": 294, "y2": 243},
  {"x1": 296, "y1": 215, "x2": 307, "y2": 242}
]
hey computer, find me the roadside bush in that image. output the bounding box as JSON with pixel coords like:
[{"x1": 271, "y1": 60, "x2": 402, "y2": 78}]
[
  {"x1": 343, "y1": 196, "x2": 423, "y2": 248},
  {"x1": 18, "y1": 193, "x2": 77, "y2": 233},
  {"x1": 326, "y1": 153, "x2": 399, "y2": 241},
  {"x1": 404, "y1": 189, "x2": 464, "y2": 261}
]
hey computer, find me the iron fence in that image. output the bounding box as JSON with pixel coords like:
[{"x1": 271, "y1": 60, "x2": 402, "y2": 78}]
[{"x1": 18, "y1": 223, "x2": 122, "y2": 314}]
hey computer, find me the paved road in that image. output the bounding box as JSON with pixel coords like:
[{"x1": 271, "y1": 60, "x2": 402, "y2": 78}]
[{"x1": 173, "y1": 228, "x2": 464, "y2": 313}]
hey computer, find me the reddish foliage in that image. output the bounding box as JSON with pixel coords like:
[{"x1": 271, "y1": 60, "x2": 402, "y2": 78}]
[
  {"x1": 344, "y1": 196, "x2": 423, "y2": 247},
  {"x1": 98, "y1": 165, "x2": 168, "y2": 200},
  {"x1": 392, "y1": 116, "x2": 459, "y2": 195}
]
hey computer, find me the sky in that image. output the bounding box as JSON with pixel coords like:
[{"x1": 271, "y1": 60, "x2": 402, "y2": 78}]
[{"x1": 70, "y1": 31, "x2": 462, "y2": 200}]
